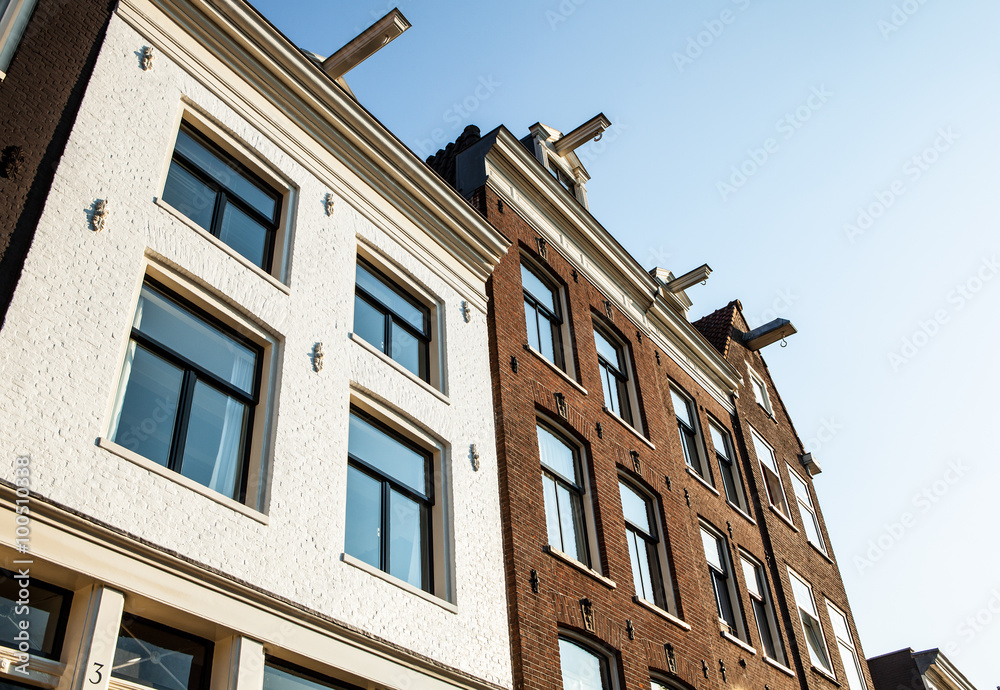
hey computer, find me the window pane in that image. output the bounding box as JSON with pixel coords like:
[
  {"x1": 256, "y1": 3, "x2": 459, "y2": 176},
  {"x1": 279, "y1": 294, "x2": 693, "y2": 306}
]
[
  {"x1": 263, "y1": 662, "x2": 355, "y2": 690},
  {"x1": 391, "y1": 322, "x2": 424, "y2": 379},
  {"x1": 110, "y1": 344, "x2": 183, "y2": 466},
  {"x1": 344, "y1": 465, "x2": 381, "y2": 570},
  {"x1": 347, "y1": 413, "x2": 427, "y2": 495},
  {"x1": 619, "y1": 481, "x2": 651, "y2": 534},
  {"x1": 719, "y1": 462, "x2": 741, "y2": 506},
  {"x1": 134, "y1": 287, "x2": 257, "y2": 395},
  {"x1": 790, "y1": 471, "x2": 811, "y2": 503},
  {"x1": 0, "y1": 572, "x2": 69, "y2": 659},
  {"x1": 559, "y1": 639, "x2": 606, "y2": 690},
  {"x1": 112, "y1": 617, "x2": 211, "y2": 690},
  {"x1": 789, "y1": 575, "x2": 815, "y2": 615},
  {"x1": 542, "y1": 475, "x2": 562, "y2": 548},
  {"x1": 521, "y1": 264, "x2": 556, "y2": 311},
  {"x1": 629, "y1": 533, "x2": 655, "y2": 602},
  {"x1": 701, "y1": 529, "x2": 722, "y2": 570},
  {"x1": 537, "y1": 426, "x2": 576, "y2": 484},
  {"x1": 741, "y1": 558, "x2": 761, "y2": 599},
  {"x1": 356, "y1": 264, "x2": 425, "y2": 332},
  {"x1": 162, "y1": 161, "x2": 217, "y2": 232},
  {"x1": 538, "y1": 312, "x2": 557, "y2": 362},
  {"x1": 828, "y1": 605, "x2": 851, "y2": 642},
  {"x1": 524, "y1": 303, "x2": 540, "y2": 351},
  {"x1": 803, "y1": 615, "x2": 832, "y2": 671},
  {"x1": 801, "y1": 508, "x2": 823, "y2": 545},
  {"x1": 709, "y1": 424, "x2": 729, "y2": 458},
  {"x1": 353, "y1": 295, "x2": 386, "y2": 351},
  {"x1": 178, "y1": 380, "x2": 247, "y2": 498},
  {"x1": 557, "y1": 484, "x2": 586, "y2": 563},
  {"x1": 388, "y1": 490, "x2": 425, "y2": 589},
  {"x1": 593, "y1": 330, "x2": 620, "y2": 366},
  {"x1": 219, "y1": 203, "x2": 268, "y2": 268},
  {"x1": 753, "y1": 599, "x2": 779, "y2": 659},
  {"x1": 839, "y1": 642, "x2": 866, "y2": 690},
  {"x1": 670, "y1": 389, "x2": 692, "y2": 425},
  {"x1": 600, "y1": 366, "x2": 617, "y2": 414},
  {"x1": 751, "y1": 432, "x2": 778, "y2": 472}
]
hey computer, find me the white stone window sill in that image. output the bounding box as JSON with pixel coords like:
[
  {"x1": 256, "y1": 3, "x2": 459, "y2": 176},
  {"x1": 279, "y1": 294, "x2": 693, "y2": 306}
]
[
  {"x1": 809, "y1": 541, "x2": 835, "y2": 564},
  {"x1": 728, "y1": 502, "x2": 757, "y2": 525},
  {"x1": 686, "y1": 467, "x2": 720, "y2": 496},
  {"x1": 340, "y1": 552, "x2": 457, "y2": 613},
  {"x1": 633, "y1": 596, "x2": 691, "y2": 631},
  {"x1": 96, "y1": 437, "x2": 268, "y2": 525},
  {"x1": 769, "y1": 504, "x2": 799, "y2": 532},
  {"x1": 349, "y1": 333, "x2": 450, "y2": 404},
  {"x1": 544, "y1": 545, "x2": 616, "y2": 590},
  {"x1": 155, "y1": 198, "x2": 291, "y2": 295},
  {"x1": 111, "y1": 676, "x2": 153, "y2": 690},
  {"x1": 0, "y1": 644, "x2": 64, "y2": 686},
  {"x1": 601, "y1": 407, "x2": 655, "y2": 450},
  {"x1": 810, "y1": 664, "x2": 840, "y2": 684},
  {"x1": 524, "y1": 344, "x2": 588, "y2": 395},
  {"x1": 721, "y1": 630, "x2": 757, "y2": 655},
  {"x1": 764, "y1": 657, "x2": 796, "y2": 677}
]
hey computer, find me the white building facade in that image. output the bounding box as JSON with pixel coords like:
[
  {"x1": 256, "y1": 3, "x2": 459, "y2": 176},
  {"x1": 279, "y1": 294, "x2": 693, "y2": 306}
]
[{"x1": 0, "y1": 2, "x2": 512, "y2": 690}]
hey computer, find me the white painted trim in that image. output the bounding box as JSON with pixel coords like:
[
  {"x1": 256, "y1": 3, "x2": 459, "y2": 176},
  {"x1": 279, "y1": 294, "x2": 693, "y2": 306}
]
[
  {"x1": 632, "y1": 597, "x2": 691, "y2": 631},
  {"x1": 543, "y1": 546, "x2": 617, "y2": 590},
  {"x1": 686, "y1": 467, "x2": 720, "y2": 496},
  {"x1": 340, "y1": 553, "x2": 458, "y2": 614},
  {"x1": 349, "y1": 333, "x2": 451, "y2": 405},
  {"x1": 721, "y1": 630, "x2": 757, "y2": 655},
  {"x1": 0, "y1": 645, "x2": 64, "y2": 687},
  {"x1": 601, "y1": 407, "x2": 654, "y2": 450},
  {"x1": 764, "y1": 657, "x2": 796, "y2": 677},
  {"x1": 524, "y1": 345, "x2": 586, "y2": 394}
]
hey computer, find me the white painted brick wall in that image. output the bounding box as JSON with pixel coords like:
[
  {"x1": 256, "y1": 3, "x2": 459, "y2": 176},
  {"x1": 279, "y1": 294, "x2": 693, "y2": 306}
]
[{"x1": 0, "y1": 14, "x2": 511, "y2": 688}]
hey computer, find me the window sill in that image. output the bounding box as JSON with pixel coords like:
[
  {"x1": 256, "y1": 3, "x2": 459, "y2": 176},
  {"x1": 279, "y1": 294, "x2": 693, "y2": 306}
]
[
  {"x1": 810, "y1": 664, "x2": 840, "y2": 685},
  {"x1": 763, "y1": 657, "x2": 796, "y2": 677},
  {"x1": 686, "y1": 467, "x2": 720, "y2": 496},
  {"x1": 809, "y1": 541, "x2": 834, "y2": 564},
  {"x1": 633, "y1": 597, "x2": 690, "y2": 631},
  {"x1": 524, "y1": 344, "x2": 587, "y2": 395},
  {"x1": 601, "y1": 408, "x2": 655, "y2": 450},
  {"x1": 0, "y1": 645, "x2": 64, "y2": 686},
  {"x1": 111, "y1": 676, "x2": 153, "y2": 690},
  {"x1": 349, "y1": 332, "x2": 450, "y2": 404},
  {"x1": 769, "y1": 504, "x2": 799, "y2": 532},
  {"x1": 728, "y1": 502, "x2": 757, "y2": 525},
  {"x1": 155, "y1": 198, "x2": 291, "y2": 295},
  {"x1": 720, "y1": 630, "x2": 757, "y2": 655},
  {"x1": 96, "y1": 437, "x2": 268, "y2": 524},
  {"x1": 341, "y1": 553, "x2": 457, "y2": 613},
  {"x1": 544, "y1": 545, "x2": 616, "y2": 589}
]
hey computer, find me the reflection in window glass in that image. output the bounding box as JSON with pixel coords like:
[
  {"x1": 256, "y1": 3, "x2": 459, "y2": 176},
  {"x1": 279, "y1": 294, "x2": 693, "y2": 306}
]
[
  {"x1": 112, "y1": 616, "x2": 211, "y2": 690},
  {"x1": 538, "y1": 425, "x2": 589, "y2": 565},
  {"x1": 559, "y1": 638, "x2": 609, "y2": 690},
  {"x1": 0, "y1": 571, "x2": 71, "y2": 660}
]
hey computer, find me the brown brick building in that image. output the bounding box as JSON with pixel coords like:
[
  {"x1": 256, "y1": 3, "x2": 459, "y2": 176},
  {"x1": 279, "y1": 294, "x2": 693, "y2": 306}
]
[
  {"x1": 429, "y1": 120, "x2": 874, "y2": 690},
  {"x1": 0, "y1": 0, "x2": 115, "y2": 327}
]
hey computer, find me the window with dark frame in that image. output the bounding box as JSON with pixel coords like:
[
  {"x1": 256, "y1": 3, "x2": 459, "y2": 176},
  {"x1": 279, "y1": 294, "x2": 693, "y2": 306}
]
[
  {"x1": 108, "y1": 281, "x2": 262, "y2": 503},
  {"x1": 670, "y1": 386, "x2": 708, "y2": 480},
  {"x1": 262, "y1": 657, "x2": 364, "y2": 690},
  {"x1": 740, "y1": 555, "x2": 785, "y2": 663},
  {"x1": 700, "y1": 526, "x2": 739, "y2": 636},
  {"x1": 521, "y1": 262, "x2": 566, "y2": 370},
  {"x1": 0, "y1": 570, "x2": 72, "y2": 660},
  {"x1": 558, "y1": 637, "x2": 611, "y2": 690},
  {"x1": 595, "y1": 326, "x2": 633, "y2": 425},
  {"x1": 112, "y1": 615, "x2": 213, "y2": 690},
  {"x1": 709, "y1": 420, "x2": 747, "y2": 512},
  {"x1": 161, "y1": 123, "x2": 282, "y2": 271},
  {"x1": 345, "y1": 409, "x2": 432, "y2": 592},
  {"x1": 353, "y1": 259, "x2": 431, "y2": 382},
  {"x1": 538, "y1": 423, "x2": 590, "y2": 566},
  {"x1": 618, "y1": 479, "x2": 666, "y2": 609},
  {"x1": 750, "y1": 429, "x2": 790, "y2": 518},
  {"x1": 548, "y1": 159, "x2": 577, "y2": 198}
]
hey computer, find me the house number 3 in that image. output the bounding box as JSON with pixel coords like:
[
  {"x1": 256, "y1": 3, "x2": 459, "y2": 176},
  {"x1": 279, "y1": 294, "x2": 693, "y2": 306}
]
[{"x1": 89, "y1": 662, "x2": 105, "y2": 685}]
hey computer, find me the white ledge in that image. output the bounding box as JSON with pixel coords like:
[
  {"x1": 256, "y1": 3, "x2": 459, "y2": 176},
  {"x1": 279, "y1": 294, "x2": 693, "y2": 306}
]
[
  {"x1": 340, "y1": 552, "x2": 457, "y2": 613},
  {"x1": 524, "y1": 344, "x2": 588, "y2": 394},
  {"x1": 764, "y1": 657, "x2": 796, "y2": 677},
  {"x1": 633, "y1": 597, "x2": 691, "y2": 631},
  {"x1": 721, "y1": 630, "x2": 757, "y2": 655},
  {"x1": 601, "y1": 408, "x2": 655, "y2": 450},
  {"x1": 769, "y1": 504, "x2": 799, "y2": 532},
  {"x1": 544, "y1": 546, "x2": 616, "y2": 589},
  {"x1": 686, "y1": 467, "x2": 720, "y2": 496},
  {"x1": 728, "y1": 502, "x2": 757, "y2": 525},
  {"x1": 810, "y1": 664, "x2": 839, "y2": 684},
  {"x1": 0, "y1": 645, "x2": 64, "y2": 687},
  {"x1": 809, "y1": 541, "x2": 835, "y2": 564},
  {"x1": 349, "y1": 332, "x2": 450, "y2": 404},
  {"x1": 96, "y1": 437, "x2": 268, "y2": 524}
]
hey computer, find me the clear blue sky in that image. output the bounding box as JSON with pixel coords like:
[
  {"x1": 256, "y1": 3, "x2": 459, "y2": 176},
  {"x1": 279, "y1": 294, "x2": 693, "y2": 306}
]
[{"x1": 248, "y1": 1, "x2": 999, "y2": 685}]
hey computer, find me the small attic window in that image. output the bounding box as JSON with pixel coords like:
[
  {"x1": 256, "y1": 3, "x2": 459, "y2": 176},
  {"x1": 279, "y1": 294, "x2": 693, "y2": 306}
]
[{"x1": 547, "y1": 158, "x2": 577, "y2": 198}]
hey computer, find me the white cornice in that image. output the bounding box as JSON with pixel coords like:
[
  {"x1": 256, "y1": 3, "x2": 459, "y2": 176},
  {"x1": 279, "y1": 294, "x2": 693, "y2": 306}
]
[{"x1": 116, "y1": 0, "x2": 508, "y2": 304}]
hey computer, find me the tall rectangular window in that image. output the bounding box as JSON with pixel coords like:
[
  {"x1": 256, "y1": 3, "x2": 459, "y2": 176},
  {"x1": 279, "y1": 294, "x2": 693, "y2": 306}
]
[
  {"x1": 594, "y1": 326, "x2": 634, "y2": 426},
  {"x1": 826, "y1": 603, "x2": 867, "y2": 690},
  {"x1": 700, "y1": 526, "x2": 741, "y2": 636},
  {"x1": 709, "y1": 420, "x2": 747, "y2": 512},
  {"x1": 739, "y1": 555, "x2": 785, "y2": 664},
  {"x1": 522, "y1": 262, "x2": 566, "y2": 370},
  {"x1": 353, "y1": 259, "x2": 431, "y2": 382},
  {"x1": 671, "y1": 386, "x2": 708, "y2": 480},
  {"x1": 538, "y1": 423, "x2": 590, "y2": 566},
  {"x1": 108, "y1": 282, "x2": 262, "y2": 502},
  {"x1": 0, "y1": 570, "x2": 71, "y2": 660},
  {"x1": 619, "y1": 480, "x2": 667, "y2": 610},
  {"x1": 788, "y1": 569, "x2": 833, "y2": 674},
  {"x1": 749, "y1": 366, "x2": 773, "y2": 415},
  {"x1": 750, "y1": 429, "x2": 790, "y2": 518},
  {"x1": 161, "y1": 124, "x2": 282, "y2": 271},
  {"x1": 0, "y1": 0, "x2": 37, "y2": 75},
  {"x1": 112, "y1": 616, "x2": 212, "y2": 690},
  {"x1": 345, "y1": 410, "x2": 432, "y2": 592},
  {"x1": 789, "y1": 468, "x2": 826, "y2": 552}
]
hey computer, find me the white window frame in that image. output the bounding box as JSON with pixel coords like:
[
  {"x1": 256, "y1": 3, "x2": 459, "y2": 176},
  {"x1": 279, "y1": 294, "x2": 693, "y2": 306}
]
[
  {"x1": 618, "y1": 475, "x2": 678, "y2": 616},
  {"x1": 0, "y1": 0, "x2": 37, "y2": 78},
  {"x1": 788, "y1": 465, "x2": 826, "y2": 553},
  {"x1": 747, "y1": 363, "x2": 773, "y2": 416},
  {"x1": 787, "y1": 567, "x2": 834, "y2": 675},
  {"x1": 558, "y1": 633, "x2": 616, "y2": 690},
  {"x1": 708, "y1": 417, "x2": 749, "y2": 514},
  {"x1": 521, "y1": 253, "x2": 577, "y2": 378},
  {"x1": 826, "y1": 601, "x2": 867, "y2": 690},
  {"x1": 699, "y1": 523, "x2": 747, "y2": 641},
  {"x1": 749, "y1": 428, "x2": 790, "y2": 519},
  {"x1": 739, "y1": 552, "x2": 785, "y2": 665},
  {"x1": 670, "y1": 384, "x2": 712, "y2": 483}
]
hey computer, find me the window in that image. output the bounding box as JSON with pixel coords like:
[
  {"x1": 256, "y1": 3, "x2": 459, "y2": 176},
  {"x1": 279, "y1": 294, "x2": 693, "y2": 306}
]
[
  {"x1": 548, "y1": 159, "x2": 577, "y2": 198},
  {"x1": 538, "y1": 423, "x2": 591, "y2": 566},
  {"x1": 787, "y1": 569, "x2": 833, "y2": 674},
  {"x1": 750, "y1": 429, "x2": 789, "y2": 518},
  {"x1": 263, "y1": 657, "x2": 362, "y2": 690},
  {"x1": 108, "y1": 281, "x2": 263, "y2": 502},
  {"x1": 594, "y1": 326, "x2": 634, "y2": 426},
  {"x1": 0, "y1": 0, "x2": 37, "y2": 76},
  {"x1": 619, "y1": 480, "x2": 670, "y2": 610},
  {"x1": 112, "y1": 615, "x2": 212, "y2": 690},
  {"x1": 826, "y1": 603, "x2": 866, "y2": 690},
  {"x1": 789, "y1": 468, "x2": 826, "y2": 552},
  {"x1": 522, "y1": 261, "x2": 566, "y2": 370},
  {"x1": 748, "y1": 366, "x2": 773, "y2": 415},
  {"x1": 345, "y1": 409, "x2": 432, "y2": 592},
  {"x1": 559, "y1": 637, "x2": 611, "y2": 690},
  {"x1": 161, "y1": 123, "x2": 282, "y2": 271},
  {"x1": 700, "y1": 526, "x2": 741, "y2": 636},
  {"x1": 708, "y1": 420, "x2": 748, "y2": 512},
  {"x1": 0, "y1": 570, "x2": 71, "y2": 659},
  {"x1": 670, "y1": 386, "x2": 708, "y2": 480},
  {"x1": 739, "y1": 555, "x2": 785, "y2": 664},
  {"x1": 353, "y1": 259, "x2": 431, "y2": 382}
]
